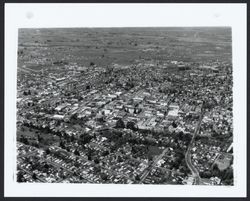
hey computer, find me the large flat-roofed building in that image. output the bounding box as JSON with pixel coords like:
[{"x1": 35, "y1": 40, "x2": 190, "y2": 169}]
[
  {"x1": 52, "y1": 114, "x2": 65, "y2": 120},
  {"x1": 167, "y1": 109, "x2": 179, "y2": 120}
]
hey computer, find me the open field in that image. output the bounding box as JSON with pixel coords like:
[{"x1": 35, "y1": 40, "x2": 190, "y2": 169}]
[{"x1": 18, "y1": 27, "x2": 232, "y2": 70}]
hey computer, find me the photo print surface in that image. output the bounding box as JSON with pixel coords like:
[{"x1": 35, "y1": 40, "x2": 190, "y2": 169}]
[{"x1": 16, "y1": 27, "x2": 233, "y2": 185}]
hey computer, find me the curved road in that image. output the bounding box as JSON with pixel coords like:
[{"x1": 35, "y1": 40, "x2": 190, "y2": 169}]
[{"x1": 185, "y1": 109, "x2": 204, "y2": 185}]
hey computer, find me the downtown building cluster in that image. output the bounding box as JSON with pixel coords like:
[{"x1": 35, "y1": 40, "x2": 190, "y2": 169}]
[{"x1": 16, "y1": 58, "x2": 233, "y2": 185}]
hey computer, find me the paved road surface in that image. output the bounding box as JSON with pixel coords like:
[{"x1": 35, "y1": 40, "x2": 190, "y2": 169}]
[
  {"x1": 185, "y1": 109, "x2": 204, "y2": 185},
  {"x1": 139, "y1": 148, "x2": 169, "y2": 183}
]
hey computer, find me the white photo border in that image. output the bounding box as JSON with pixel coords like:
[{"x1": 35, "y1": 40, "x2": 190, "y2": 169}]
[{"x1": 4, "y1": 3, "x2": 247, "y2": 197}]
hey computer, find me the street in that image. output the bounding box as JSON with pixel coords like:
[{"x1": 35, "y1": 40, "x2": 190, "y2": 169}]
[{"x1": 185, "y1": 109, "x2": 204, "y2": 185}]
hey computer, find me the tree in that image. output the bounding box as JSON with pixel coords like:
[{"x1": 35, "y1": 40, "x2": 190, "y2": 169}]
[
  {"x1": 70, "y1": 135, "x2": 75, "y2": 142},
  {"x1": 55, "y1": 120, "x2": 61, "y2": 126},
  {"x1": 74, "y1": 162, "x2": 80, "y2": 168},
  {"x1": 38, "y1": 134, "x2": 43, "y2": 143},
  {"x1": 172, "y1": 161, "x2": 180, "y2": 169},
  {"x1": 100, "y1": 173, "x2": 108, "y2": 181},
  {"x1": 32, "y1": 173, "x2": 37, "y2": 180},
  {"x1": 71, "y1": 113, "x2": 78, "y2": 121},
  {"x1": 45, "y1": 148, "x2": 51, "y2": 155},
  {"x1": 94, "y1": 158, "x2": 100, "y2": 164},
  {"x1": 148, "y1": 155, "x2": 153, "y2": 161},
  {"x1": 172, "y1": 121, "x2": 177, "y2": 128},
  {"x1": 94, "y1": 166, "x2": 101, "y2": 174},
  {"x1": 110, "y1": 146, "x2": 116, "y2": 153},
  {"x1": 115, "y1": 118, "x2": 125, "y2": 129},
  {"x1": 17, "y1": 171, "x2": 25, "y2": 182},
  {"x1": 44, "y1": 163, "x2": 50, "y2": 169},
  {"x1": 20, "y1": 136, "x2": 29, "y2": 145},
  {"x1": 135, "y1": 174, "x2": 140, "y2": 181},
  {"x1": 126, "y1": 121, "x2": 137, "y2": 131},
  {"x1": 74, "y1": 149, "x2": 80, "y2": 156},
  {"x1": 73, "y1": 171, "x2": 79, "y2": 176},
  {"x1": 78, "y1": 96, "x2": 84, "y2": 101},
  {"x1": 59, "y1": 141, "x2": 66, "y2": 149},
  {"x1": 201, "y1": 170, "x2": 212, "y2": 178},
  {"x1": 102, "y1": 150, "x2": 109, "y2": 157},
  {"x1": 222, "y1": 167, "x2": 233, "y2": 181},
  {"x1": 117, "y1": 155, "x2": 123, "y2": 163},
  {"x1": 203, "y1": 101, "x2": 213, "y2": 110},
  {"x1": 87, "y1": 155, "x2": 92, "y2": 161},
  {"x1": 211, "y1": 164, "x2": 220, "y2": 177},
  {"x1": 97, "y1": 116, "x2": 105, "y2": 123}
]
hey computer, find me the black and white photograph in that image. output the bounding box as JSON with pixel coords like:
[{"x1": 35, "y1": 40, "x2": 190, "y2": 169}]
[
  {"x1": 4, "y1": 3, "x2": 247, "y2": 197},
  {"x1": 16, "y1": 27, "x2": 233, "y2": 185}
]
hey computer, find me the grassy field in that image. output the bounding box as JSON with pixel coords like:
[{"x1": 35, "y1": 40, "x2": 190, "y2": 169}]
[{"x1": 18, "y1": 27, "x2": 232, "y2": 70}]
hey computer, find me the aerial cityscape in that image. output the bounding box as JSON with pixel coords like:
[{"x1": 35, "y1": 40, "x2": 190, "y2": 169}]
[{"x1": 16, "y1": 27, "x2": 233, "y2": 185}]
